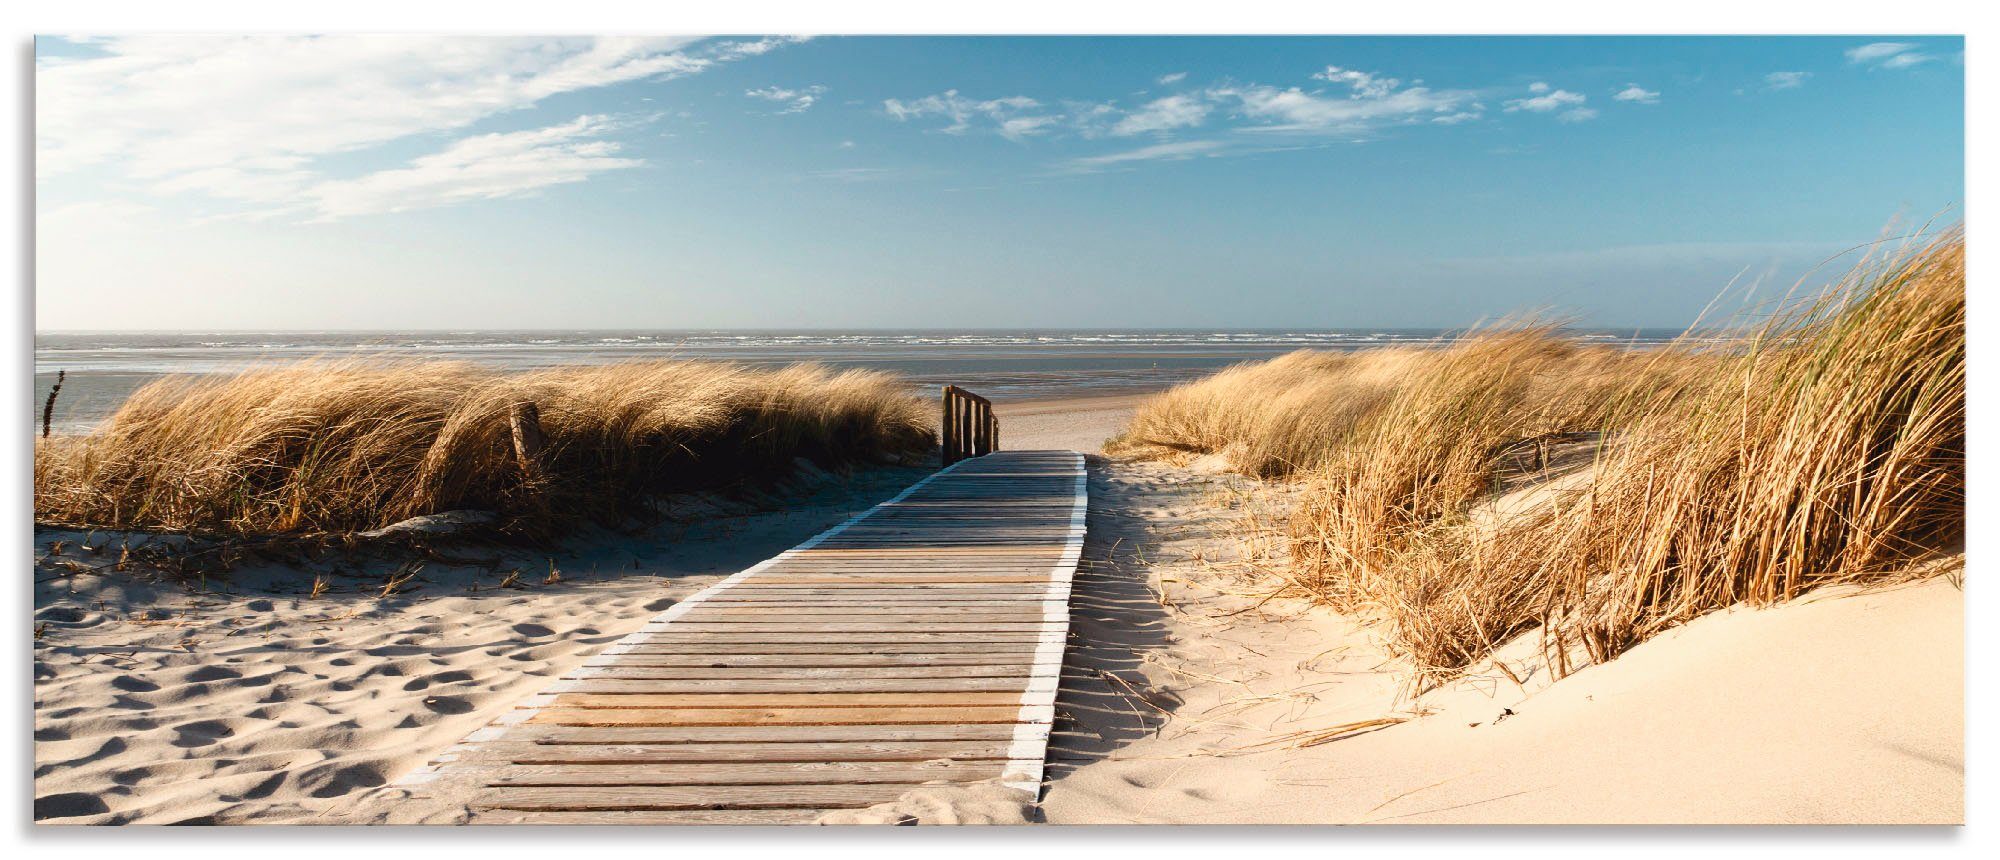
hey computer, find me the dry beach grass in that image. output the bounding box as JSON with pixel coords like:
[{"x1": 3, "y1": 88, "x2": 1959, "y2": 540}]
[
  {"x1": 1112, "y1": 230, "x2": 1965, "y2": 684},
  {"x1": 34, "y1": 360, "x2": 935, "y2": 538}
]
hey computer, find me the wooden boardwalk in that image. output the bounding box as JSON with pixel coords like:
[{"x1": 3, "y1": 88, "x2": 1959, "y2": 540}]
[{"x1": 396, "y1": 450, "x2": 1087, "y2": 824}]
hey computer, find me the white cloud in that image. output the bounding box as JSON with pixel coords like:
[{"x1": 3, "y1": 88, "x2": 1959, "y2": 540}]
[
  {"x1": 1059, "y1": 139, "x2": 1227, "y2": 172},
  {"x1": 1504, "y1": 86, "x2": 1587, "y2": 113},
  {"x1": 1613, "y1": 84, "x2": 1660, "y2": 104},
  {"x1": 1311, "y1": 65, "x2": 1400, "y2": 99},
  {"x1": 1558, "y1": 108, "x2": 1599, "y2": 123},
  {"x1": 1764, "y1": 70, "x2": 1812, "y2": 91},
  {"x1": 1431, "y1": 110, "x2": 1482, "y2": 125},
  {"x1": 710, "y1": 35, "x2": 811, "y2": 59},
  {"x1": 1846, "y1": 42, "x2": 1935, "y2": 69},
  {"x1": 1157, "y1": 71, "x2": 1188, "y2": 85},
  {"x1": 998, "y1": 115, "x2": 1061, "y2": 140},
  {"x1": 1213, "y1": 81, "x2": 1472, "y2": 133},
  {"x1": 37, "y1": 35, "x2": 794, "y2": 216},
  {"x1": 1845, "y1": 42, "x2": 1909, "y2": 63},
  {"x1": 883, "y1": 90, "x2": 1054, "y2": 138},
  {"x1": 302, "y1": 115, "x2": 642, "y2": 220},
  {"x1": 746, "y1": 84, "x2": 827, "y2": 114},
  {"x1": 1110, "y1": 94, "x2": 1212, "y2": 136}
]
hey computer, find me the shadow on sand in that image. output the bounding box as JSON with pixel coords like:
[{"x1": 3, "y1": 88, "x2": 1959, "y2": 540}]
[{"x1": 1042, "y1": 455, "x2": 1190, "y2": 791}]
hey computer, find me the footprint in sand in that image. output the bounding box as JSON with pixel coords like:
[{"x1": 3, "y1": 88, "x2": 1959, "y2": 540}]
[
  {"x1": 421, "y1": 695, "x2": 474, "y2": 715},
  {"x1": 110, "y1": 675, "x2": 160, "y2": 693},
  {"x1": 184, "y1": 665, "x2": 241, "y2": 683},
  {"x1": 35, "y1": 792, "x2": 110, "y2": 820},
  {"x1": 170, "y1": 719, "x2": 237, "y2": 748},
  {"x1": 302, "y1": 762, "x2": 387, "y2": 798}
]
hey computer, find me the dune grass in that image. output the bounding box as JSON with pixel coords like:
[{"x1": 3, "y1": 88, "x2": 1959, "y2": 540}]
[
  {"x1": 1115, "y1": 230, "x2": 1964, "y2": 683},
  {"x1": 1107, "y1": 327, "x2": 1696, "y2": 478},
  {"x1": 33, "y1": 360, "x2": 935, "y2": 537}
]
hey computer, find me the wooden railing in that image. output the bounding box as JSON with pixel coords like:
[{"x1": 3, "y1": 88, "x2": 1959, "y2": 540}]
[{"x1": 941, "y1": 385, "x2": 998, "y2": 466}]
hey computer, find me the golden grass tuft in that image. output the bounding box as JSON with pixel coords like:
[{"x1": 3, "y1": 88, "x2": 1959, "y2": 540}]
[
  {"x1": 33, "y1": 360, "x2": 935, "y2": 536},
  {"x1": 1108, "y1": 327, "x2": 1695, "y2": 478},
  {"x1": 1116, "y1": 228, "x2": 1964, "y2": 684}
]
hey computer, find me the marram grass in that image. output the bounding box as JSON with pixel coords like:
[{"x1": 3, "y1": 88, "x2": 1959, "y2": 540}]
[
  {"x1": 1117, "y1": 229, "x2": 1964, "y2": 683},
  {"x1": 34, "y1": 360, "x2": 935, "y2": 536}
]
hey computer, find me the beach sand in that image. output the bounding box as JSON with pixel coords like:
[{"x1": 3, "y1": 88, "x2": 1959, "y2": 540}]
[
  {"x1": 1036, "y1": 459, "x2": 1964, "y2": 825},
  {"x1": 32, "y1": 465, "x2": 931, "y2": 824},
  {"x1": 994, "y1": 393, "x2": 1145, "y2": 453}
]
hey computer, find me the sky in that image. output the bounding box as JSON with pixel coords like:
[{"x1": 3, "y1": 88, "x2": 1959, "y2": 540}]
[{"x1": 34, "y1": 35, "x2": 1964, "y2": 331}]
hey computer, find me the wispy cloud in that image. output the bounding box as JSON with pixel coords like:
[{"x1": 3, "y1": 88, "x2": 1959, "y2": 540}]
[
  {"x1": 1846, "y1": 42, "x2": 1934, "y2": 69},
  {"x1": 1157, "y1": 71, "x2": 1188, "y2": 85},
  {"x1": 1212, "y1": 80, "x2": 1475, "y2": 134},
  {"x1": 1109, "y1": 94, "x2": 1211, "y2": 136},
  {"x1": 37, "y1": 35, "x2": 798, "y2": 217},
  {"x1": 301, "y1": 115, "x2": 641, "y2": 220},
  {"x1": 1763, "y1": 70, "x2": 1812, "y2": 91},
  {"x1": 1057, "y1": 139, "x2": 1228, "y2": 173},
  {"x1": 886, "y1": 65, "x2": 1636, "y2": 174},
  {"x1": 1310, "y1": 65, "x2": 1400, "y2": 99},
  {"x1": 1504, "y1": 83, "x2": 1588, "y2": 114},
  {"x1": 1613, "y1": 84, "x2": 1660, "y2": 104},
  {"x1": 746, "y1": 84, "x2": 827, "y2": 114},
  {"x1": 883, "y1": 90, "x2": 1057, "y2": 139}
]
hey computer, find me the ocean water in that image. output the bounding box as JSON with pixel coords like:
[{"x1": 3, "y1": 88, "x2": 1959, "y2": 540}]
[{"x1": 32, "y1": 329, "x2": 1683, "y2": 434}]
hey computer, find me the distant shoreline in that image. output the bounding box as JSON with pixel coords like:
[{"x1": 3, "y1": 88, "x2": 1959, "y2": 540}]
[{"x1": 33, "y1": 329, "x2": 1683, "y2": 436}]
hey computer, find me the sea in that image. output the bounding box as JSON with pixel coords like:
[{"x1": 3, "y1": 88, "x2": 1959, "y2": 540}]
[{"x1": 32, "y1": 329, "x2": 1685, "y2": 434}]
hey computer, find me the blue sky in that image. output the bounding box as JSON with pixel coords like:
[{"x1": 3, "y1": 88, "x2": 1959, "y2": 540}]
[{"x1": 35, "y1": 35, "x2": 1963, "y2": 330}]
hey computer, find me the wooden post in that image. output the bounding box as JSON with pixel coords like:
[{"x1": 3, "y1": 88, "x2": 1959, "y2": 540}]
[
  {"x1": 941, "y1": 386, "x2": 956, "y2": 466},
  {"x1": 974, "y1": 400, "x2": 990, "y2": 456},
  {"x1": 939, "y1": 385, "x2": 998, "y2": 466},
  {"x1": 41, "y1": 370, "x2": 64, "y2": 439},
  {"x1": 960, "y1": 396, "x2": 973, "y2": 460},
  {"x1": 508, "y1": 401, "x2": 547, "y2": 477}
]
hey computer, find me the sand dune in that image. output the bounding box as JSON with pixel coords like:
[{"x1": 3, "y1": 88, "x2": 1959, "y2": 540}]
[{"x1": 1040, "y1": 459, "x2": 1963, "y2": 825}]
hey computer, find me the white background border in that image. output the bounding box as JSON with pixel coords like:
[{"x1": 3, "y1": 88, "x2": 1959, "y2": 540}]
[{"x1": 6, "y1": 1, "x2": 1985, "y2": 856}]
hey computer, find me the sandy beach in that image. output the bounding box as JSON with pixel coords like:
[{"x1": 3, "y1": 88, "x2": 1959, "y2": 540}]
[
  {"x1": 33, "y1": 387, "x2": 1964, "y2": 824},
  {"x1": 995, "y1": 393, "x2": 1146, "y2": 453},
  {"x1": 33, "y1": 466, "x2": 931, "y2": 824},
  {"x1": 1038, "y1": 460, "x2": 1964, "y2": 825}
]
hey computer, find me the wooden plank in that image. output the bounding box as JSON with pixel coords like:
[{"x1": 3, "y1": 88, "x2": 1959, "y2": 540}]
[
  {"x1": 472, "y1": 809, "x2": 824, "y2": 825},
  {"x1": 527, "y1": 705, "x2": 1031, "y2": 727},
  {"x1": 607, "y1": 644, "x2": 1044, "y2": 656},
  {"x1": 492, "y1": 724, "x2": 1022, "y2": 745},
  {"x1": 648, "y1": 623, "x2": 1062, "y2": 633},
  {"x1": 478, "y1": 784, "x2": 931, "y2": 811},
  {"x1": 556, "y1": 678, "x2": 1036, "y2": 695},
  {"x1": 548, "y1": 692, "x2": 1031, "y2": 709},
  {"x1": 629, "y1": 633, "x2": 1057, "y2": 644},
  {"x1": 487, "y1": 761, "x2": 1005, "y2": 787},
  {"x1": 447, "y1": 740, "x2": 1013, "y2": 765},
  {"x1": 584, "y1": 652, "x2": 1040, "y2": 664},
  {"x1": 681, "y1": 608, "x2": 1055, "y2": 618},
  {"x1": 568, "y1": 668, "x2": 1040, "y2": 680}
]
